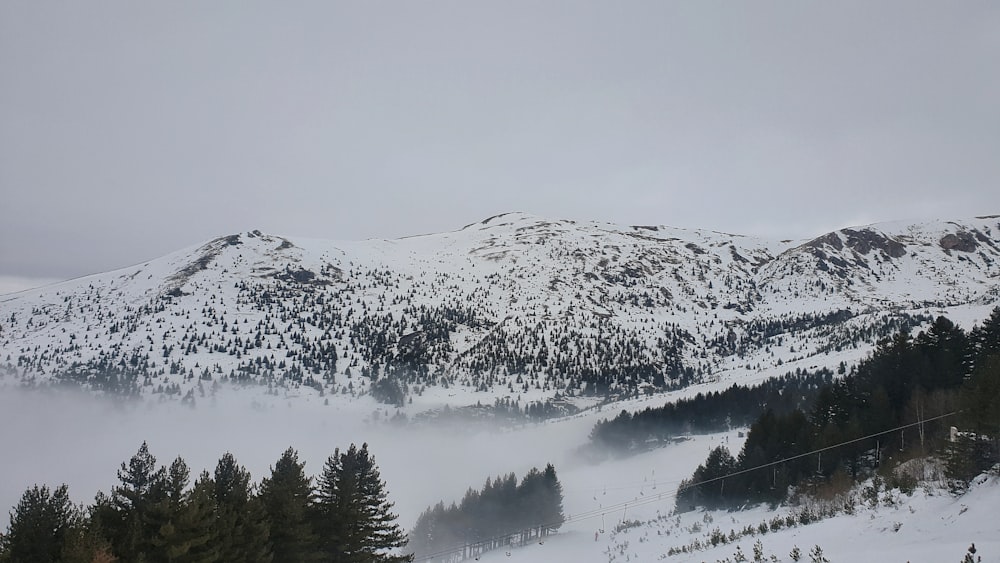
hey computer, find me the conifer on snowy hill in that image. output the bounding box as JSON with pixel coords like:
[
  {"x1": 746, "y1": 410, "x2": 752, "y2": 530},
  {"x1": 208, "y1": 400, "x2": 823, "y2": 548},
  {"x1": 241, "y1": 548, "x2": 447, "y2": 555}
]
[
  {"x1": 3, "y1": 214, "x2": 999, "y2": 410},
  {"x1": 314, "y1": 443, "x2": 411, "y2": 563}
]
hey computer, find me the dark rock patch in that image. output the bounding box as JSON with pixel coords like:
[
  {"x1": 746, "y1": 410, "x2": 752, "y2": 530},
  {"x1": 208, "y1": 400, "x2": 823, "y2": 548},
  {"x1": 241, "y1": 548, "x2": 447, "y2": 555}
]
[
  {"x1": 841, "y1": 229, "x2": 906, "y2": 258},
  {"x1": 685, "y1": 242, "x2": 706, "y2": 255},
  {"x1": 939, "y1": 231, "x2": 978, "y2": 253},
  {"x1": 273, "y1": 267, "x2": 330, "y2": 286},
  {"x1": 804, "y1": 232, "x2": 844, "y2": 251}
]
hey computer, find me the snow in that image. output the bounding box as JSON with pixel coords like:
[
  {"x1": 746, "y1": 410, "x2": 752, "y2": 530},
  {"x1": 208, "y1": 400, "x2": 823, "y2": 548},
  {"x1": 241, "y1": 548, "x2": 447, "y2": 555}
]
[
  {"x1": 4, "y1": 214, "x2": 999, "y2": 409},
  {"x1": 2, "y1": 384, "x2": 997, "y2": 562},
  {"x1": 1, "y1": 213, "x2": 999, "y2": 558}
]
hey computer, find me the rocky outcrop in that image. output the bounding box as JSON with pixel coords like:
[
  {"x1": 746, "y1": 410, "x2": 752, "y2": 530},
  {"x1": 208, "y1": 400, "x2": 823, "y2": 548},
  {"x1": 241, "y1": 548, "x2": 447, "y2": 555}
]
[{"x1": 940, "y1": 231, "x2": 979, "y2": 253}]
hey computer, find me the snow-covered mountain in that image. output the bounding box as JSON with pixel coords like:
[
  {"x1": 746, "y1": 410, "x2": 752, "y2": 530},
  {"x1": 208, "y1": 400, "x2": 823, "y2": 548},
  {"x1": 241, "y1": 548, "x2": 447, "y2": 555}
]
[{"x1": 2, "y1": 212, "x2": 999, "y2": 410}]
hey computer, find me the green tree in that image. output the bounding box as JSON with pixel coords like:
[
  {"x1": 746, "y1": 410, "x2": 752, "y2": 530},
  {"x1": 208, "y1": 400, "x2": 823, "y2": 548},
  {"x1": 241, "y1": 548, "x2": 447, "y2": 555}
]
[
  {"x1": 175, "y1": 473, "x2": 220, "y2": 562},
  {"x1": 962, "y1": 354, "x2": 1000, "y2": 438},
  {"x1": 0, "y1": 484, "x2": 77, "y2": 562},
  {"x1": 259, "y1": 447, "x2": 320, "y2": 562},
  {"x1": 539, "y1": 464, "x2": 565, "y2": 535},
  {"x1": 948, "y1": 353, "x2": 1000, "y2": 490},
  {"x1": 213, "y1": 452, "x2": 272, "y2": 562},
  {"x1": 86, "y1": 492, "x2": 123, "y2": 561},
  {"x1": 677, "y1": 445, "x2": 738, "y2": 510},
  {"x1": 314, "y1": 443, "x2": 411, "y2": 563},
  {"x1": 147, "y1": 461, "x2": 219, "y2": 563},
  {"x1": 971, "y1": 307, "x2": 1000, "y2": 365},
  {"x1": 58, "y1": 505, "x2": 115, "y2": 563},
  {"x1": 110, "y1": 441, "x2": 168, "y2": 559}
]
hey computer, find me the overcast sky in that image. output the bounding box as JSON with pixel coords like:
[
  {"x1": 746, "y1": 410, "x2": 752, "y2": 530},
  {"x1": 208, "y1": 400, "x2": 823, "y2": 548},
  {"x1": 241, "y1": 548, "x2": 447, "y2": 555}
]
[{"x1": 2, "y1": 2, "x2": 999, "y2": 286}]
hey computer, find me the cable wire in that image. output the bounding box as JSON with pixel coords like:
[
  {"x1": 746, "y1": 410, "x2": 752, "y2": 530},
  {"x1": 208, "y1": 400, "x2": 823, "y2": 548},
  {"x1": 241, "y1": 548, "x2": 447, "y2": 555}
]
[{"x1": 411, "y1": 410, "x2": 960, "y2": 561}]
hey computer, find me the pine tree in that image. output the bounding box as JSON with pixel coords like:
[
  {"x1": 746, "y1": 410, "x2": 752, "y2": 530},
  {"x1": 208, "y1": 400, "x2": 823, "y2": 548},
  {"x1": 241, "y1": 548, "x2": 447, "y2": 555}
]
[
  {"x1": 963, "y1": 542, "x2": 981, "y2": 563},
  {"x1": 147, "y1": 462, "x2": 219, "y2": 563},
  {"x1": 515, "y1": 468, "x2": 544, "y2": 539},
  {"x1": 679, "y1": 445, "x2": 737, "y2": 509},
  {"x1": 147, "y1": 456, "x2": 192, "y2": 561},
  {"x1": 971, "y1": 307, "x2": 1000, "y2": 364},
  {"x1": 86, "y1": 492, "x2": 123, "y2": 561},
  {"x1": 175, "y1": 473, "x2": 221, "y2": 562},
  {"x1": 539, "y1": 463, "x2": 565, "y2": 535},
  {"x1": 0, "y1": 484, "x2": 77, "y2": 562},
  {"x1": 58, "y1": 504, "x2": 115, "y2": 563},
  {"x1": 110, "y1": 441, "x2": 168, "y2": 559},
  {"x1": 314, "y1": 443, "x2": 412, "y2": 563},
  {"x1": 962, "y1": 354, "x2": 1000, "y2": 438},
  {"x1": 458, "y1": 487, "x2": 482, "y2": 543},
  {"x1": 259, "y1": 447, "x2": 320, "y2": 562},
  {"x1": 213, "y1": 452, "x2": 272, "y2": 562},
  {"x1": 494, "y1": 473, "x2": 518, "y2": 539}
]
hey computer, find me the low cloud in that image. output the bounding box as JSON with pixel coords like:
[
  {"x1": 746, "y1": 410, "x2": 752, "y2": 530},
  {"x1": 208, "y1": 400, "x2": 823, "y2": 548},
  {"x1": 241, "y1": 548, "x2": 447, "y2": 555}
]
[{"x1": 0, "y1": 385, "x2": 588, "y2": 531}]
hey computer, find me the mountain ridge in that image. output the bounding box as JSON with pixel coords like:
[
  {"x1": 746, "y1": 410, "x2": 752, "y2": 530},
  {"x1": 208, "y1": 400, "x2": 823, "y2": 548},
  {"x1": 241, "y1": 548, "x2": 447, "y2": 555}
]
[{"x1": 2, "y1": 213, "x2": 999, "y2": 412}]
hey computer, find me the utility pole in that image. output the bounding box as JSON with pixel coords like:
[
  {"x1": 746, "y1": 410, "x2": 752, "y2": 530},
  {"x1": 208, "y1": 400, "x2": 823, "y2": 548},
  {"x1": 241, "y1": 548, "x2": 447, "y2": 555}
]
[{"x1": 918, "y1": 398, "x2": 926, "y2": 451}]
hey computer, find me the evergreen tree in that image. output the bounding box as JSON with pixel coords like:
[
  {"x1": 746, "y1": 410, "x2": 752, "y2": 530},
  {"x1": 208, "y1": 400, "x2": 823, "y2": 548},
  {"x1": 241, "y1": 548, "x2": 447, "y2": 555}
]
[
  {"x1": 539, "y1": 464, "x2": 565, "y2": 534},
  {"x1": 110, "y1": 441, "x2": 168, "y2": 559},
  {"x1": 146, "y1": 456, "x2": 191, "y2": 561},
  {"x1": 971, "y1": 307, "x2": 1000, "y2": 365},
  {"x1": 314, "y1": 443, "x2": 411, "y2": 563},
  {"x1": 147, "y1": 463, "x2": 219, "y2": 563},
  {"x1": 176, "y1": 473, "x2": 221, "y2": 563},
  {"x1": 407, "y1": 465, "x2": 564, "y2": 560},
  {"x1": 514, "y1": 467, "x2": 544, "y2": 537},
  {"x1": 213, "y1": 452, "x2": 272, "y2": 562},
  {"x1": 458, "y1": 487, "x2": 482, "y2": 543},
  {"x1": 962, "y1": 354, "x2": 1000, "y2": 438},
  {"x1": 86, "y1": 492, "x2": 123, "y2": 561},
  {"x1": 677, "y1": 445, "x2": 738, "y2": 510},
  {"x1": 947, "y1": 353, "x2": 1000, "y2": 489},
  {"x1": 0, "y1": 484, "x2": 77, "y2": 562},
  {"x1": 493, "y1": 473, "x2": 518, "y2": 539},
  {"x1": 57, "y1": 503, "x2": 115, "y2": 563},
  {"x1": 259, "y1": 447, "x2": 320, "y2": 562}
]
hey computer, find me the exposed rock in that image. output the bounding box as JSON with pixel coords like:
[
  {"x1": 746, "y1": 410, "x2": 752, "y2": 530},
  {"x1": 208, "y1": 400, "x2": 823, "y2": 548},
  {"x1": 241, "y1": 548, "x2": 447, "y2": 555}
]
[
  {"x1": 939, "y1": 231, "x2": 978, "y2": 253},
  {"x1": 804, "y1": 232, "x2": 844, "y2": 251},
  {"x1": 729, "y1": 246, "x2": 750, "y2": 264},
  {"x1": 841, "y1": 229, "x2": 906, "y2": 258},
  {"x1": 272, "y1": 267, "x2": 329, "y2": 286},
  {"x1": 685, "y1": 242, "x2": 706, "y2": 255}
]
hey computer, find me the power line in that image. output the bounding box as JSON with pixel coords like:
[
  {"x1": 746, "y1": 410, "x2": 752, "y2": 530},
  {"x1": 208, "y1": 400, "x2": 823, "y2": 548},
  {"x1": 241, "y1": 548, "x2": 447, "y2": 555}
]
[
  {"x1": 412, "y1": 410, "x2": 960, "y2": 561},
  {"x1": 677, "y1": 410, "x2": 959, "y2": 494}
]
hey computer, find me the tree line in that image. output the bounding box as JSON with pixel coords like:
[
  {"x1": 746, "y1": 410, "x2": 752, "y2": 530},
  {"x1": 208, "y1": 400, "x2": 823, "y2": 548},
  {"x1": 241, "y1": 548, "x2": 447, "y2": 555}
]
[
  {"x1": 589, "y1": 369, "x2": 832, "y2": 455},
  {"x1": 676, "y1": 309, "x2": 1000, "y2": 511},
  {"x1": 408, "y1": 465, "x2": 564, "y2": 561},
  {"x1": 0, "y1": 442, "x2": 411, "y2": 563}
]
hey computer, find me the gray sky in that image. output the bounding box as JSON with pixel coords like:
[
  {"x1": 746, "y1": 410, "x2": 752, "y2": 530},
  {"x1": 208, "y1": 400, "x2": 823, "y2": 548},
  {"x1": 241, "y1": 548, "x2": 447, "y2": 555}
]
[{"x1": 2, "y1": 1, "x2": 999, "y2": 284}]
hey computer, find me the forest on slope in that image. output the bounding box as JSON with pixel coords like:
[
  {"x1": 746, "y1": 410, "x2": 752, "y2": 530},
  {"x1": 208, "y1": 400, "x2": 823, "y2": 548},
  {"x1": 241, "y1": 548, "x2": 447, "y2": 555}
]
[
  {"x1": 676, "y1": 308, "x2": 1000, "y2": 511},
  {"x1": 3, "y1": 215, "x2": 999, "y2": 409}
]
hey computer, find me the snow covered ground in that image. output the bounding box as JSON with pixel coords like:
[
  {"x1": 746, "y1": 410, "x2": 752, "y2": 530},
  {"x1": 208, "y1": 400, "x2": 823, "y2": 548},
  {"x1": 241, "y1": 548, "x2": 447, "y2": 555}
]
[
  {"x1": 3, "y1": 213, "x2": 999, "y2": 410},
  {"x1": 2, "y1": 384, "x2": 996, "y2": 562}
]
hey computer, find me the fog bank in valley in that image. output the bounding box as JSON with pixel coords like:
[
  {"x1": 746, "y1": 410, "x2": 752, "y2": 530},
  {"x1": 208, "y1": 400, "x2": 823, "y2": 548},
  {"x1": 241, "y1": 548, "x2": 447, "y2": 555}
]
[{"x1": 0, "y1": 386, "x2": 586, "y2": 531}]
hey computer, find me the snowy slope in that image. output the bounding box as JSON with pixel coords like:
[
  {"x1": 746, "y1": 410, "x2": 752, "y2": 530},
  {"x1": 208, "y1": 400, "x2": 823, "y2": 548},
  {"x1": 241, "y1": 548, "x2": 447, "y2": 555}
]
[
  {"x1": 1, "y1": 213, "x2": 999, "y2": 413},
  {"x1": 3, "y1": 383, "x2": 995, "y2": 563}
]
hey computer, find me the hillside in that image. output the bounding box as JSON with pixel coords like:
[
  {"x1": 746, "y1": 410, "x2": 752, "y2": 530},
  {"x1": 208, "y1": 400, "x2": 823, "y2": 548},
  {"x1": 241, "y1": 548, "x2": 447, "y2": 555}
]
[
  {"x1": 2, "y1": 212, "x2": 999, "y2": 412},
  {"x1": 3, "y1": 384, "x2": 996, "y2": 563}
]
